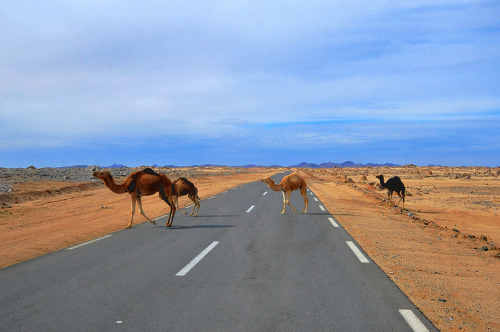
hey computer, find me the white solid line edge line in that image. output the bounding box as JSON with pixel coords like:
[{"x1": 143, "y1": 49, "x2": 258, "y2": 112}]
[
  {"x1": 65, "y1": 235, "x2": 112, "y2": 250},
  {"x1": 246, "y1": 205, "x2": 255, "y2": 213},
  {"x1": 399, "y1": 309, "x2": 430, "y2": 332},
  {"x1": 319, "y1": 205, "x2": 326, "y2": 211},
  {"x1": 328, "y1": 217, "x2": 339, "y2": 227},
  {"x1": 346, "y1": 241, "x2": 370, "y2": 263},
  {"x1": 176, "y1": 241, "x2": 219, "y2": 276}
]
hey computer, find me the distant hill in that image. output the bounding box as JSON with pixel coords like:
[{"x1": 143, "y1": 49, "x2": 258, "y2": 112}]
[
  {"x1": 57, "y1": 165, "x2": 89, "y2": 169},
  {"x1": 107, "y1": 164, "x2": 127, "y2": 168},
  {"x1": 290, "y1": 161, "x2": 400, "y2": 168},
  {"x1": 57, "y1": 161, "x2": 400, "y2": 169}
]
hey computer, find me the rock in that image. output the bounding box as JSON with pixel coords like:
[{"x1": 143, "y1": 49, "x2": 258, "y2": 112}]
[
  {"x1": 86, "y1": 165, "x2": 100, "y2": 171},
  {"x1": 344, "y1": 177, "x2": 354, "y2": 184},
  {"x1": 407, "y1": 212, "x2": 414, "y2": 217},
  {"x1": 480, "y1": 246, "x2": 489, "y2": 251},
  {"x1": 439, "y1": 298, "x2": 447, "y2": 302}
]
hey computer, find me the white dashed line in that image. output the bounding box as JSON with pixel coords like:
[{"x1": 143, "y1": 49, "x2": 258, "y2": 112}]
[
  {"x1": 207, "y1": 196, "x2": 214, "y2": 200},
  {"x1": 314, "y1": 197, "x2": 318, "y2": 201},
  {"x1": 263, "y1": 191, "x2": 268, "y2": 195},
  {"x1": 65, "y1": 235, "x2": 112, "y2": 250},
  {"x1": 346, "y1": 241, "x2": 369, "y2": 263},
  {"x1": 328, "y1": 217, "x2": 339, "y2": 227},
  {"x1": 246, "y1": 205, "x2": 255, "y2": 213},
  {"x1": 319, "y1": 205, "x2": 326, "y2": 211},
  {"x1": 176, "y1": 242, "x2": 219, "y2": 276},
  {"x1": 399, "y1": 310, "x2": 429, "y2": 332},
  {"x1": 309, "y1": 192, "x2": 314, "y2": 196}
]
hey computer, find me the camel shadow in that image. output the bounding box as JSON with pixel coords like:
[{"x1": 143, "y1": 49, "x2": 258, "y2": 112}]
[
  {"x1": 196, "y1": 215, "x2": 239, "y2": 218},
  {"x1": 164, "y1": 224, "x2": 234, "y2": 230}
]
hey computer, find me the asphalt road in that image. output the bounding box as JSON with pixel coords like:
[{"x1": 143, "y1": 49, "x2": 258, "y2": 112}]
[{"x1": 0, "y1": 172, "x2": 437, "y2": 331}]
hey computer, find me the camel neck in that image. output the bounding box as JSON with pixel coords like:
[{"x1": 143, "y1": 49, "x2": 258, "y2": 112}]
[
  {"x1": 103, "y1": 175, "x2": 128, "y2": 193},
  {"x1": 267, "y1": 179, "x2": 284, "y2": 191}
]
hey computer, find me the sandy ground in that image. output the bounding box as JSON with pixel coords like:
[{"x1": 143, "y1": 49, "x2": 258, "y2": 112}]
[{"x1": 1, "y1": 166, "x2": 499, "y2": 331}]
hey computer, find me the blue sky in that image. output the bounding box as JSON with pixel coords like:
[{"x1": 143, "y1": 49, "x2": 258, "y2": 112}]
[{"x1": 1, "y1": 1, "x2": 499, "y2": 167}]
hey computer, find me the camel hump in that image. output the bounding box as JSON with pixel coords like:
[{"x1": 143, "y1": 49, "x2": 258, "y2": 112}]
[
  {"x1": 178, "y1": 177, "x2": 194, "y2": 186},
  {"x1": 142, "y1": 168, "x2": 160, "y2": 176}
]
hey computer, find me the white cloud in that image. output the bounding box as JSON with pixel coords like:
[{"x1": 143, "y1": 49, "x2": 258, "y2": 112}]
[{"x1": 0, "y1": 0, "x2": 499, "y2": 166}]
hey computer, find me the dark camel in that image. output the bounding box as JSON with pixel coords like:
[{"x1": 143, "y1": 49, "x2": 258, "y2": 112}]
[
  {"x1": 261, "y1": 173, "x2": 309, "y2": 214},
  {"x1": 172, "y1": 177, "x2": 200, "y2": 216},
  {"x1": 93, "y1": 168, "x2": 176, "y2": 228},
  {"x1": 376, "y1": 174, "x2": 406, "y2": 209}
]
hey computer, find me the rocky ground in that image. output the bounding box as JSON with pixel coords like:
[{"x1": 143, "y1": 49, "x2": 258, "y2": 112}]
[{"x1": 0, "y1": 165, "x2": 499, "y2": 331}]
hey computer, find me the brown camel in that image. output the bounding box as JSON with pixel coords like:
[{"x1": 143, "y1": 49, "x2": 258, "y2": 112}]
[
  {"x1": 261, "y1": 173, "x2": 309, "y2": 214},
  {"x1": 92, "y1": 168, "x2": 176, "y2": 228},
  {"x1": 172, "y1": 177, "x2": 200, "y2": 216}
]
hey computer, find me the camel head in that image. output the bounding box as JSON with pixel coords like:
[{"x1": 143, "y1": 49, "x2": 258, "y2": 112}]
[
  {"x1": 261, "y1": 177, "x2": 273, "y2": 185},
  {"x1": 375, "y1": 175, "x2": 384, "y2": 181},
  {"x1": 92, "y1": 170, "x2": 111, "y2": 180}
]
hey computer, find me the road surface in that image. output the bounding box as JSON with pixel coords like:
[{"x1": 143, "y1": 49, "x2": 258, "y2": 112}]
[{"x1": 0, "y1": 172, "x2": 436, "y2": 331}]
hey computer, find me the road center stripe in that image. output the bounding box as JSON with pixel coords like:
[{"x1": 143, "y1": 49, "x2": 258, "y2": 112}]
[
  {"x1": 399, "y1": 309, "x2": 429, "y2": 332},
  {"x1": 346, "y1": 241, "x2": 369, "y2": 263},
  {"x1": 246, "y1": 205, "x2": 255, "y2": 213},
  {"x1": 65, "y1": 235, "x2": 112, "y2": 250},
  {"x1": 328, "y1": 217, "x2": 339, "y2": 227},
  {"x1": 176, "y1": 241, "x2": 219, "y2": 276},
  {"x1": 319, "y1": 205, "x2": 325, "y2": 211}
]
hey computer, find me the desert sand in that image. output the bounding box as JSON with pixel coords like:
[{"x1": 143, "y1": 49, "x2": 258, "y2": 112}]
[{"x1": 1, "y1": 165, "x2": 499, "y2": 331}]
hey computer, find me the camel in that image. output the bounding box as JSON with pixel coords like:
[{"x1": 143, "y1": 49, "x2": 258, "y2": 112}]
[
  {"x1": 172, "y1": 177, "x2": 200, "y2": 216},
  {"x1": 376, "y1": 174, "x2": 406, "y2": 209},
  {"x1": 261, "y1": 173, "x2": 309, "y2": 214},
  {"x1": 92, "y1": 168, "x2": 176, "y2": 228}
]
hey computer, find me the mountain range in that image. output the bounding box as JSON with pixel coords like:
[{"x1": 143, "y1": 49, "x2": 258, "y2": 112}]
[{"x1": 58, "y1": 161, "x2": 400, "y2": 169}]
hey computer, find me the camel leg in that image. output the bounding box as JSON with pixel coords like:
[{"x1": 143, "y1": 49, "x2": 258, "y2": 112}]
[
  {"x1": 166, "y1": 205, "x2": 176, "y2": 227},
  {"x1": 395, "y1": 191, "x2": 404, "y2": 208},
  {"x1": 189, "y1": 195, "x2": 199, "y2": 216},
  {"x1": 387, "y1": 190, "x2": 394, "y2": 206},
  {"x1": 281, "y1": 191, "x2": 287, "y2": 214},
  {"x1": 195, "y1": 200, "x2": 200, "y2": 216},
  {"x1": 127, "y1": 196, "x2": 137, "y2": 229},
  {"x1": 301, "y1": 188, "x2": 309, "y2": 213},
  {"x1": 137, "y1": 197, "x2": 156, "y2": 225},
  {"x1": 175, "y1": 195, "x2": 188, "y2": 215},
  {"x1": 166, "y1": 196, "x2": 176, "y2": 227},
  {"x1": 286, "y1": 191, "x2": 297, "y2": 213}
]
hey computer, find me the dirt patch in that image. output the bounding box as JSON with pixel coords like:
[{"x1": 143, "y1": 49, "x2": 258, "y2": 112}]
[{"x1": 299, "y1": 166, "x2": 499, "y2": 331}]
